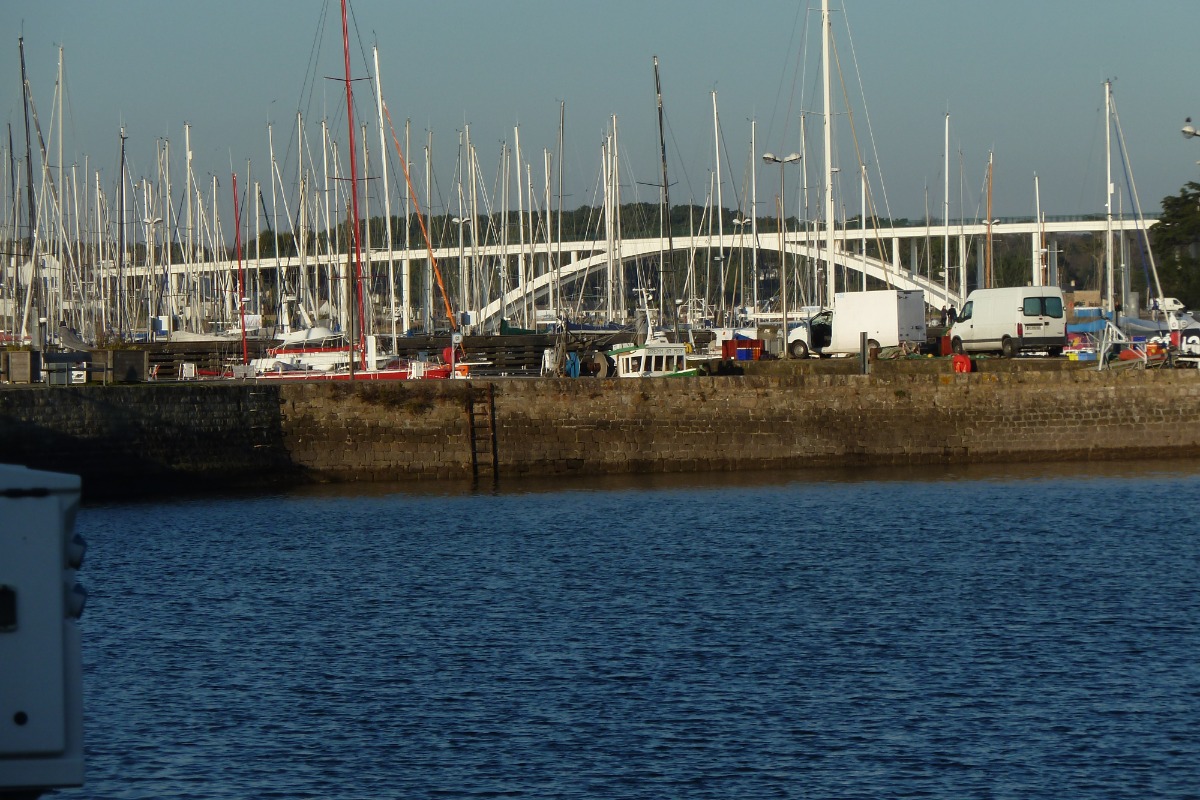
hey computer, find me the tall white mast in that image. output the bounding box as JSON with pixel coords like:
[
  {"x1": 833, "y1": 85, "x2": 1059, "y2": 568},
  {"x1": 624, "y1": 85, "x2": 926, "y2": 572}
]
[
  {"x1": 525, "y1": 161, "x2": 536, "y2": 327},
  {"x1": 613, "y1": 114, "x2": 625, "y2": 323},
  {"x1": 424, "y1": 130, "x2": 433, "y2": 331},
  {"x1": 712, "y1": 91, "x2": 725, "y2": 321},
  {"x1": 95, "y1": 171, "x2": 106, "y2": 333},
  {"x1": 751, "y1": 118, "x2": 759, "y2": 313},
  {"x1": 254, "y1": 179, "x2": 261, "y2": 314},
  {"x1": 800, "y1": 113, "x2": 810, "y2": 304},
  {"x1": 603, "y1": 136, "x2": 613, "y2": 321},
  {"x1": 468, "y1": 128, "x2": 480, "y2": 318},
  {"x1": 860, "y1": 165, "x2": 867, "y2": 291},
  {"x1": 1104, "y1": 79, "x2": 1115, "y2": 316},
  {"x1": 361, "y1": 125, "x2": 373, "y2": 339},
  {"x1": 163, "y1": 139, "x2": 174, "y2": 326},
  {"x1": 500, "y1": 141, "x2": 510, "y2": 329},
  {"x1": 266, "y1": 123, "x2": 282, "y2": 330},
  {"x1": 943, "y1": 112, "x2": 950, "y2": 302},
  {"x1": 373, "y1": 45, "x2": 397, "y2": 345},
  {"x1": 403, "y1": 119, "x2": 412, "y2": 334},
  {"x1": 1033, "y1": 173, "x2": 1043, "y2": 287},
  {"x1": 544, "y1": 148, "x2": 553, "y2": 318},
  {"x1": 822, "y1": 0, "x2": 836, "y2": 304},
  {"x1": 57, "y1": 46, "x2": 64, "y2": 327},
  {"x1": 514, "y1": 124, "x2": 527, "y2": 327}
]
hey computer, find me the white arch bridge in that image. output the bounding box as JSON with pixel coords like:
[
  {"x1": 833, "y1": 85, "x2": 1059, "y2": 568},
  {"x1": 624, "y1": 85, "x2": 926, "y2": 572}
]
[{"x1": 167, "y1": 215, "x2": 1155, "y2": 331}]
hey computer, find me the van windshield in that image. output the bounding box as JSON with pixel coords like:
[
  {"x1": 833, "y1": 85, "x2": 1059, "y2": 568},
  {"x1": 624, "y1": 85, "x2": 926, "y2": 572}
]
[{"x1": 957, "y1": 301, "x2": 972, "y2": 322}]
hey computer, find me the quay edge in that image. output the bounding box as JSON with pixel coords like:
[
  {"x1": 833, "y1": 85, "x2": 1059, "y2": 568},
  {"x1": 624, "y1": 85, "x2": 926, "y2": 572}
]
[{"x1": 1, "y1": 365, "x2": 1199, "y2": 500}]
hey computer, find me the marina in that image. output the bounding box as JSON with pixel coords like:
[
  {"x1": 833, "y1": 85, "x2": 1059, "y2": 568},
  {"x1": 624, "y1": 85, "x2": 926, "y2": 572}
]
[{"x1": 4, "y1": 2, "x2": 1200, "y2": 797}]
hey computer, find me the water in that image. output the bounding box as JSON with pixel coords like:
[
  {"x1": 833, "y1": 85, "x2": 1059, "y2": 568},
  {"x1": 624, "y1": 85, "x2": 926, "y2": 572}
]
[{"x1": 61, "y1": 462, "x2": 1200, "y2": 799}]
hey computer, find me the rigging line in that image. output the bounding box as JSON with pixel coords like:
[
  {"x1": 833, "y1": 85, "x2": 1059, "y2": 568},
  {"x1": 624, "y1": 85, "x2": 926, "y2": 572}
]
[
  {"x1": 290, "y1": 0, "x2": 333, "y2": 170},
  {"x1": 1110, "y1": 95, "x2": 1161, "y2": 300},
  {"x1": 831, "y1": 37, "x2": 893, "y2": 287},
  {"x1": 715, "y1": 115, "x2": 744, "y2": 218},
  {"x1": 764, "y1": 1, "x2": 807, "y2": 157},
  {"x1": 382, "y1": 102, "x2": 457, "y2": 330},
  {"x1": 662, "y1": 112, "x2": 695, "y2": 207},
  {"x1": 840, "y1": 0, "x2": 893, "y2": 226},
  {"x1": 566, "y1": 167, "x2": 610, "y2": 318}
]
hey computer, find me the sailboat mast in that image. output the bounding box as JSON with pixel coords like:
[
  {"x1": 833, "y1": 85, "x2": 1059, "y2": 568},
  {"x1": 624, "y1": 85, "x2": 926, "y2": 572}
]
[
  {"x1": 373, "y1": 45, "x2": 397, "y2": 346},
  {"x1": 117, "y1": 128, "x2": 127, "y2": 338},
  {"x1": 556, "y1": 101, "x2": 565, "y2": 323},
  {"x1": 232, "y1": 172, "x2": 247, "y2": 364},
  {"x1": 1033, "y1": 173, "x2": 1043, "y2": 287},
  {"x1": 653, "y1": 56, "x2": 673, "y2": 328},
  {"x1": 19, "y1": 38, "x2": 39, "y2": 340},
  {"x1": 985, "y1": 151, "x2": 994, "y2": 289},
  {"x1": 751, "y1": 118, "x2": 759, "y2": 313},
  {"x1": 613, "y1": 115, "x2": 625, "y2": 323},
  {"x1": 1104, "y1": 79, "x2": 1115, "y2": 316},
  {"x1": 424, "y1": 130, "x2": 434, "y2": 331},
  {"x1": 514, "y1": 125, "x2": 527, "y2": 327},
  {"x1": 821, "y1": 0, "x2": 836, "y2": 305},
  {"x1": 943, "y1": 112, "x2": 950, "y2": 302},
  {"x1": 340, "y1": 0, "x2": 366, "y2": 369},
  {"x1": 713, "y1": 91, "x2": 725, "y2": 322}
]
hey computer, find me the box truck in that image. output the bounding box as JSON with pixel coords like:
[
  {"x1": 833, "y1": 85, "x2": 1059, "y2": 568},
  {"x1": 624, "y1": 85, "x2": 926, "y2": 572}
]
[
  {"x1": 949, "y1": 286, "x2": 1066, "y2": 357},
  {"x1": 787, "y1": 289, "x2": 926, "y2": 357}
]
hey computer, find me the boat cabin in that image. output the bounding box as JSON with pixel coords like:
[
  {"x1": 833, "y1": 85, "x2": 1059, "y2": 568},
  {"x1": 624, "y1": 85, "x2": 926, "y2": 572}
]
[{"x1": 610, "y1": 342, "x2": 695, "y2": 378}]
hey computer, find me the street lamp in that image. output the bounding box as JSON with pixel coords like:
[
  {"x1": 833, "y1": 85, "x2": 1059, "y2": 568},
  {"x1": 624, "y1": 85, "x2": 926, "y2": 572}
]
[{"x1": 762, "y1": 152, "x2": 801, "y2": 358}]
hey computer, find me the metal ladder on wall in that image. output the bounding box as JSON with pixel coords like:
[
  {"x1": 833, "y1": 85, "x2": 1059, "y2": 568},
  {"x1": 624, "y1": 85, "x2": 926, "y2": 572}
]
[{"x1": 466, "y1": 384, "x2": 499, "y2": 483}]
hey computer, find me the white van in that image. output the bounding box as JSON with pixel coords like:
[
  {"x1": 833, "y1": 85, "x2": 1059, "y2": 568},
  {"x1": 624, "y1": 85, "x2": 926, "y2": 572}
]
[{"x1": 949, "y1": 286, "x2": 1066, "y2": 357}]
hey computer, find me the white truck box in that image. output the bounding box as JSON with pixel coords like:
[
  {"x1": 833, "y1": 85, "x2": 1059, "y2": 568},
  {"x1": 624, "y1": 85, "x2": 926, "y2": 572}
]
[{"x1": 827, "y1": 289, "x2": 927, "y2": 354}]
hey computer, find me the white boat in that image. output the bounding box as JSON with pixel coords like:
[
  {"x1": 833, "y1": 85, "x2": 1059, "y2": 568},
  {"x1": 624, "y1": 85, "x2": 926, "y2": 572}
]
[
  {"x1": 608, "y1": 337, "x2": 698, "y2": 378},
  {"x1": 250, "y1": 326, "x2": 355, "y2": 373}
]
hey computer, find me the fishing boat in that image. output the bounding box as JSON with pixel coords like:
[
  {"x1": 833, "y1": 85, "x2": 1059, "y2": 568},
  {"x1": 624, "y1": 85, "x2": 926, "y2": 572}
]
[{"x1": 607, "y1": 337, "x2": 698, "y2": 378}]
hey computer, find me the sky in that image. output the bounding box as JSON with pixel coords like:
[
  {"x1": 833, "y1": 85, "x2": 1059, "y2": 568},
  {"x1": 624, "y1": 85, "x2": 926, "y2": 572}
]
[{"x1": 3, "y1": 0, "x2": 1199, "y2": 240}]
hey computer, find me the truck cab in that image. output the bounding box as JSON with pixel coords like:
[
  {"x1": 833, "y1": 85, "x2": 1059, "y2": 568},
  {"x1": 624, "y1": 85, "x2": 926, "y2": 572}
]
[{"x1": 786, "y1": 310, "x2": 832, "y2": 358}]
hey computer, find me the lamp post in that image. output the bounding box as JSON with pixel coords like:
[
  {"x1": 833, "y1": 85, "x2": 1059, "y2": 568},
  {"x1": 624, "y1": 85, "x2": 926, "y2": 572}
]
[{"x1": 762, "y1": 152, "x2": 801, "y2": 357}]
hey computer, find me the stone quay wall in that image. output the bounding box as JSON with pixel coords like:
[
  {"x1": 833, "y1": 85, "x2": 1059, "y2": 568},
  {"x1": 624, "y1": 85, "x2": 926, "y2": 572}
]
[{"x1": 2, "y1": 369, "x2": 1199, "y2": 497}]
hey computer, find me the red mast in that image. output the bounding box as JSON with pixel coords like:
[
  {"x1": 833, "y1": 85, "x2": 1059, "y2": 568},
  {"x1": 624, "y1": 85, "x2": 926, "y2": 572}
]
[{"x1": 340, "y1": 0, "x2": 367, "y2": 371}]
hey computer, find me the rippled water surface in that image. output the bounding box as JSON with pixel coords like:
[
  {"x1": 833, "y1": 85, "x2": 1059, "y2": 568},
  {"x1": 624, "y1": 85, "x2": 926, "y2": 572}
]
[{"x1": 62, "y1": 463, "x2": 1200, "y2": 799}]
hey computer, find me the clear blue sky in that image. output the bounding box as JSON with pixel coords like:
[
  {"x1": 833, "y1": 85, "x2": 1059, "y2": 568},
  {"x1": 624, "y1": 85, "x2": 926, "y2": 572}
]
[{"x1": 3, "y1": 0, "x2": 1198, "y2": 235}]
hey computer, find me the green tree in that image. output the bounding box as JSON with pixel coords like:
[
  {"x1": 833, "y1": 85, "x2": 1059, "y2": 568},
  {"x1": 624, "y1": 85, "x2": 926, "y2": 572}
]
[{"x1": 1151, "y1": 181, "x2": 1200, "y2": 308}]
